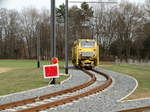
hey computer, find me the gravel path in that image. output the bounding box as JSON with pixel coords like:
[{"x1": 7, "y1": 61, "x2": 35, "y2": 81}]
[
  {"x1": 115, "y1": 98, "x2": 150, "y2": 111},
  {"x1": 0, "y1": 68, "x2": 90, "y2": 105}
]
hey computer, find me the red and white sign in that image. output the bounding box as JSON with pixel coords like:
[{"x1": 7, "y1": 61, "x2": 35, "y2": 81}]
[{"x1": 43, "y1": 64, "x2": 59, "y2": 78}]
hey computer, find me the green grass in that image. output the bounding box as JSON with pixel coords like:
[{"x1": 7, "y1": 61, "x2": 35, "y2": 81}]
[
  {"x1": 0, "y1": 60, "x2": 69, "y2": 96},
  {"x1": 100, "y1": 63, "x2": 150, "y2": 99}
]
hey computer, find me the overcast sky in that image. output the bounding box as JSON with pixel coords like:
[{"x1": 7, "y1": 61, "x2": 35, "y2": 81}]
[{"x1": 0, "y1": 0, "x2": 145, "y2": 11}]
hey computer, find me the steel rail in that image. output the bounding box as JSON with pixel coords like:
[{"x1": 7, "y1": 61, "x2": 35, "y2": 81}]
[
  {"x1": 0, "y1": 68, "x2": 96, "y2": 110},
  {"x1": 15, "y1": 68, "x2": 112, "y2": 112},
  {"x1": 119, "y1": 106, "x2": 150, "y2": 112}
]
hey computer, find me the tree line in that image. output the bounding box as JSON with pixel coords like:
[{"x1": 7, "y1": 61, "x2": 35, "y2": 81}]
[{"x1": 0, "y1": 1, "x2": 149, "y2": 62}]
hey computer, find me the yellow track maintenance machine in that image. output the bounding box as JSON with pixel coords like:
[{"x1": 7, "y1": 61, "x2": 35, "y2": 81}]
[{"x1": 72, "y1": 39, "x2": 99, "y2": 68}]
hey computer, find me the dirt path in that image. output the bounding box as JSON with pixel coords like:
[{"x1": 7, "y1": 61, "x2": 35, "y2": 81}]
[{"x1": 0, "y1": 68, "x2": 13, "y2": 73}]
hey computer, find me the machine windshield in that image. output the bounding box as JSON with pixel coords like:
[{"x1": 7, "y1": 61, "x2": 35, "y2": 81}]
[{"x1": 81, "y1": 41, "x2": 95, "y2": 48}]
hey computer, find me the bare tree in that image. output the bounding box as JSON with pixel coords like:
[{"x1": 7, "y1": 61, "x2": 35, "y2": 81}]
[{"x1": 20, "y1": 8, "x2": 40, "y2": 58}]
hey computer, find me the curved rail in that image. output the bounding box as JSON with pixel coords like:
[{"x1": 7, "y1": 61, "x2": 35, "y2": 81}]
[
  {"x1": 0, "y1": 69, "x2": 96, "y2": 110},
  {"x1": 15, "y1": 68, "x2": 112, "y2": 112},
  {"x1": 119, "y1": 106, "x2": 150, "y2": 112}
]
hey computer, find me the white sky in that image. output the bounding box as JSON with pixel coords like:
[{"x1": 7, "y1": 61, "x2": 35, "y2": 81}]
[
  {"x1": 0, "y1": 0, "x2": 63, "y2": 11},
  {"x1": 0, "y1": 0, "x2": 145, "y2": 11}
]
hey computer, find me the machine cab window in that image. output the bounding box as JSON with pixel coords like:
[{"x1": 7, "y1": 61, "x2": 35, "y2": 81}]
[{"x1": 81, "y1": 40, "x2": 95, "y2": 48}]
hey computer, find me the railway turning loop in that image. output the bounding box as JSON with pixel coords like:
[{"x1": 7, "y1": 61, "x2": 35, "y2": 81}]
[{"x1": 0, "y1": 68, "x2": 112, "y2": 112}]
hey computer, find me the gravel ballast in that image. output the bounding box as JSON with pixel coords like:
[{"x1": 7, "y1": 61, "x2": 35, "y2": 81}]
[
  {"x1": 45, "y1": 67, "x2": 150, "y2": 112},
  {"x1": 0, "y1": 68, "x2": 90, "y2": 105},
  {"x1": 1, "y1": 67, "x2": 150, "y2": 112}
]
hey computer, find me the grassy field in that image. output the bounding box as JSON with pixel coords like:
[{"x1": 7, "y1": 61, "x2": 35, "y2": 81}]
[
  {"x1": 0, "y1": 60, "x2": 69, "y2": 96},
  {"x1": 100, "y1": 63, "x2": 150, "y2": 99}
]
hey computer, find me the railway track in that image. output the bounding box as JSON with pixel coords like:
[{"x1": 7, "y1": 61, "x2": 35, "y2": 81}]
[
  {"x1": 119, "y1": 106, "x2": 150, "y2": 112},
  {"x1": 0, "y1": 68, "x2": 112, "y2": 112}
]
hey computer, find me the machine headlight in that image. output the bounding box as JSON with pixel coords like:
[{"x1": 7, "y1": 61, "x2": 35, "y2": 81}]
[
  {"x1": 92, "y1": 52, "x2": 96, "y2": 56},
  {"x1": 79, "y1": 52, "x2": 82, "y2": 57}
]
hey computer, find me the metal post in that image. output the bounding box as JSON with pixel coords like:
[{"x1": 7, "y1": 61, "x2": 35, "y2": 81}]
[
  {"x1": 50, "y1": 0, "x2": 56, "y2": 84},
  {"x1": 65, "y1": 0, "x2": 68, "y2": 74},
  {"x1": 37, "y1": 25, "x2": 40, "y2": 68},
  {"x1": 51, "y1": 0, "x2": 56, "y2": 58}
]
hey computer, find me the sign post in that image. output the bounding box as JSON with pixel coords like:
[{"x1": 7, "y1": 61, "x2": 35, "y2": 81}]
[
  {"x1": 65, "y1": 0, "x2": 69, "y2": 74},
  {"x1": 50, "y1": 0, "x2": 56, "y2": 84},
  {"x1": 50, "y1": 57, "x2": 58, "y2": 84}
]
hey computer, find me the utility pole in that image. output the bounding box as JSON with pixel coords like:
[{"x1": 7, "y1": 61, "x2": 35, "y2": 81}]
[
  {"x1": 65, "y1": 0, "x2": 69, "y2": 74},
  {"x1": 50, "y1": 0, "x2": 56, "y2": 84},
  {"x1": 37, "y1": 24, "x2": 40, "y2": 68}
]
